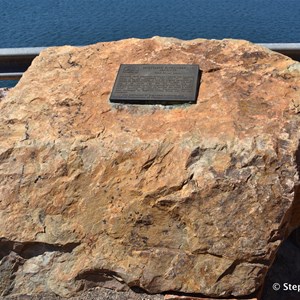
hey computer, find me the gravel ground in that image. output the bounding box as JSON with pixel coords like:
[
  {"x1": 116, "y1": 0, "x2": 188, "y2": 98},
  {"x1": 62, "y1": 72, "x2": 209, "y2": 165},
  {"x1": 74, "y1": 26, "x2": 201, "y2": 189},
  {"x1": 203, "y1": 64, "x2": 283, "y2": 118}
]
[{"x1": 0, "y1": 287, "x2": 165, "y2": 300}]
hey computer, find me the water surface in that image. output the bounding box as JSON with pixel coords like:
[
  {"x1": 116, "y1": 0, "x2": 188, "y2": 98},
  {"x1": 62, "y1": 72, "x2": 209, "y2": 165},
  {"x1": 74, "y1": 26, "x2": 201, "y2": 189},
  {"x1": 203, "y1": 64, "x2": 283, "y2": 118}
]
[
  {"x1": 1, "y1": 0, "x2": 299, "y2": 87},
  {"x1": 1, "y1": 0, "x2": 299, "y2": 48}
]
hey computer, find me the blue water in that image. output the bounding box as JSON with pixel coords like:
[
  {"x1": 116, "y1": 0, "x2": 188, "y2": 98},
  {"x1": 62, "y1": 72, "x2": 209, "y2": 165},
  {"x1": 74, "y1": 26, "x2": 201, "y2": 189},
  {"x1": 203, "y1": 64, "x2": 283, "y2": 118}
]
[
  {"x1": 0, "y1": 0, "x2": 299, "y2": 87},
  {"x1": 1, "y1": 0, "x2": 299, "y2": 48}
]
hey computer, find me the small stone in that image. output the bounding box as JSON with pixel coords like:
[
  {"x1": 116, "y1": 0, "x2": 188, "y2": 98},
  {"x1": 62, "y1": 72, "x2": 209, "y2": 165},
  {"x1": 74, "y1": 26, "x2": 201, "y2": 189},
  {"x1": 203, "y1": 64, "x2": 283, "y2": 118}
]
[{"x1": 0, "y1": 88, "x2": 10, "y2": 100}]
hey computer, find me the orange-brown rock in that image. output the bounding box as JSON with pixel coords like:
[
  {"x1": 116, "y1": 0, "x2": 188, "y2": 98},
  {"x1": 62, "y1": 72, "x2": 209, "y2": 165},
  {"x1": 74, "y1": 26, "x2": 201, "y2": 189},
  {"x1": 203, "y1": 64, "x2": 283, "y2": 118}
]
[{"x1": 0, "y1": 37, "x2": 300, "y2": 298}]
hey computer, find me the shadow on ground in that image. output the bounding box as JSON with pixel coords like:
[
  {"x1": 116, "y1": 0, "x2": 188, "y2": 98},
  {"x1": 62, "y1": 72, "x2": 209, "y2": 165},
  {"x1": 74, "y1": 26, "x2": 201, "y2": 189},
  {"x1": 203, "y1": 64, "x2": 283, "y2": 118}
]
[{"x1": 261, "y1": 227, "x2": 300, "y2": 300}]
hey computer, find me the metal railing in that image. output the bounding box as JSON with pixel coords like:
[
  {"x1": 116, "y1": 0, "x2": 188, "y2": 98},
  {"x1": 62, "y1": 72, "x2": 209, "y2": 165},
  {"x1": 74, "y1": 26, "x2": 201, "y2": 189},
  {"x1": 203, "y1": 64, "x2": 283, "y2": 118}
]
[
  {"x1": 0, "y1": 44, "x2": 299, "y2": 81},
  {"x1": 0, "y1": 47, "x2": 45, "y2": 80},
  {"x1": 259, "y1": 43, "x2": 300, "y2": 62}
]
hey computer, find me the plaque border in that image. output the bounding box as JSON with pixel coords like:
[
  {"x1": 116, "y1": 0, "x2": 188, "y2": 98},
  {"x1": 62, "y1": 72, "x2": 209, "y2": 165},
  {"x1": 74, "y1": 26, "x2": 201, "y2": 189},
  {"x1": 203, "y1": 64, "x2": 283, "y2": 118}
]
[{"x1": 109, "y1": 64, "x2": 201, "y2": 105}]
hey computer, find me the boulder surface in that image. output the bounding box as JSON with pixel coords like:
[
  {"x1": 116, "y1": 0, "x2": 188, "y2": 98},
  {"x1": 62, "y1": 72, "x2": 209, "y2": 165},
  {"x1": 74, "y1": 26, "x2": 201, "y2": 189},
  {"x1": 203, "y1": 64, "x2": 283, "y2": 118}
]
[{"x1": 0, "y1": 37, "x2": 300, "y2": 298}]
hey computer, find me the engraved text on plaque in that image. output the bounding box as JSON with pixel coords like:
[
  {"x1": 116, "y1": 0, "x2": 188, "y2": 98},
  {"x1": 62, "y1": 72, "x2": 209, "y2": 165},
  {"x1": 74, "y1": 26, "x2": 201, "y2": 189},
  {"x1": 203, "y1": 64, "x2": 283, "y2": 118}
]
[{"x1": 110, "y1": 64, "x2": 200, "y2": 104}]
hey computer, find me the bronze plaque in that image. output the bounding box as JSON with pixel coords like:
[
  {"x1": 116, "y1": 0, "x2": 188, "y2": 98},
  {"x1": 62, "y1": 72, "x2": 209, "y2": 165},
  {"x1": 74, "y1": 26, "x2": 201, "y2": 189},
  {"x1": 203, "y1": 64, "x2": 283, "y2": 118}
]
[{"x1": 110, "y1": 64, "x2": 200, "y2": 104}]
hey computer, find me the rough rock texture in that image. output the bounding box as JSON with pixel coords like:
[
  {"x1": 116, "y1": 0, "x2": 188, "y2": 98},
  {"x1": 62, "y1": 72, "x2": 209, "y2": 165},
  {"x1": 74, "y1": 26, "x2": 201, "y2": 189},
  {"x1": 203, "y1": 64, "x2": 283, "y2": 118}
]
[
  {"x1": 0, "y1": 37, "x2": 300, "y2": 299},
  {"x1": 0, "y1": 88, "x2": 9, "y2": 101}
]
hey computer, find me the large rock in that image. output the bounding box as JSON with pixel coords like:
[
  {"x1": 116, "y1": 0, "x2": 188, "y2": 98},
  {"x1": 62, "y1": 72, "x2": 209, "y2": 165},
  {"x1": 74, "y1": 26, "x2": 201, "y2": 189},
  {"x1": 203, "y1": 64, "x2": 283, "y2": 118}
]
[{"x1": 0, "y1": 37, "x2": 300, "y2": 298}]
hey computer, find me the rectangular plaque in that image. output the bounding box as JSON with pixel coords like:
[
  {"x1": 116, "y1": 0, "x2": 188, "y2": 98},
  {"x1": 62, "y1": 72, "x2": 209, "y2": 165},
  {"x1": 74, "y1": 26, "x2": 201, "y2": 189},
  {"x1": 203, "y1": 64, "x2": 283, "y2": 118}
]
[{"x1": 110, "y1": 64, "x2": 200, "y2": 104}]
